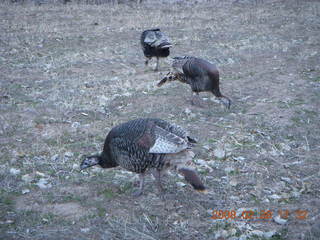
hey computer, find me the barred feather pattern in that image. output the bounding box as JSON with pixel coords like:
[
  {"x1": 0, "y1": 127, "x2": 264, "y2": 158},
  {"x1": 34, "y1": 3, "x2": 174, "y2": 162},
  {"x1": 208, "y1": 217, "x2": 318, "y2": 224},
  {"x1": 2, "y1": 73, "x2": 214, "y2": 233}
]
[
  {"x1": 158, "y1": 56, "x2": 229, "y2": 102},
  {"x1": 103, "y1": 118, "x2": 195, "y2": 174}
]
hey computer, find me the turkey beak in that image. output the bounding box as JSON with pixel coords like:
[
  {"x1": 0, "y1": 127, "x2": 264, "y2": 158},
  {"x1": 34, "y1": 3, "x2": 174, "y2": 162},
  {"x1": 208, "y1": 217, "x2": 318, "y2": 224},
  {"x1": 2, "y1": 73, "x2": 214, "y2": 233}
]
[
  {"x1": 160, "y1": 43, "x2": 172, "y2": 48},
  {"x1": 80, "y1": 160, "x2": 90, "y2": 171},
  {"x1": 80, "y1": 164, "x2": 88, "y2": 171}
]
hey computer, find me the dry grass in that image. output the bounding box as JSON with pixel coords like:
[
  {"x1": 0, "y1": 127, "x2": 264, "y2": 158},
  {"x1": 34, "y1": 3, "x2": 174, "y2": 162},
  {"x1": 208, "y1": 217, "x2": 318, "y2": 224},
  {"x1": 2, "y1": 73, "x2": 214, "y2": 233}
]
[{"x1": 1, "y1": 0, "x2": 320, "y2": 239}]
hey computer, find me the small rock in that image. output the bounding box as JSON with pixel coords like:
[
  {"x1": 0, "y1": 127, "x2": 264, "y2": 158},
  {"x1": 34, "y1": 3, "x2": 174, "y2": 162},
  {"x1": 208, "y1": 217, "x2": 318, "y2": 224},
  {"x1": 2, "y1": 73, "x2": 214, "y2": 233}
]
[
  {"x1": 184, "y1": 108, "x2": 196, "y2": 118},
  {"x1": 263, "y1": 189, "x2": 273, "y2": 194},
  {"x1": 71, "y1": 122, "x2": 80, "y2": 129},
  {"x1": 233, "y1": 156, "x2": 245, "y2": 161},
  {"x1": 215, "y1": 230, "x2": 228, "y2": 239},
  {"x1": 202, "y1": 145, "x2": 210, "y2": 150},
  {"x1": 51, "y1": 154, "x2": 59, "y2": 161},
  {"x1": 280, "y1": 177, "x2": 292, "y2": 184},
  {"x1": 269, "y1": 194, "x2": 281, "y2": 200},
  {"x1": 72, "y1": 163, "x2": 79, "y2": 170},
  {"x1": 84, "y1": 82, "x2": 94, "y2": 88},
  {"x1": 184, "y1": 108, "x2": 191, "y2": 115},
  {"x1": 64, "y1": 152, "x2": 73, "y2": 158},
  {"x1": 36, "y1": 178, "x2": 52, "y2": 189},
  {"x1": 264, "y1": 231, "x2": 276, "y2": 238},
  {"x1": 239, "y1": 235, "x2": 247, "y2": 240},
  {"x1": 98, "y1": 96, "x2": 109, "y2": 105},
  {"x1": 9, "y1": 168, "x2": 21, "y2": 175},
  {"x1": 81, "y1": 228, "x2": 90, "y2": 233},
  {"x1": 214, "y1": 147, "x2": 226, "y2": 159},
  {"x1": 250, "y1": 230, "x2": 264, "y2": 237},
  {"x1": 291, "y1": 191, "x2": 300, "y2": 198},
  {"x1": 224, "y1": 167, "x2": 234, "y2": 173},
  {"x1": 21, "y1": 174, "x2": 33, "y2": 183},
  {"x1": 228, "y1": 228, "x2": 237, "y2": 236},
  {"x1": 280, "y1": 143, "x2": 291, "y2": 151},
  {"x1": 176, "y1": 182, "x2": 186, "y2": 187},
  {"x1": 274, "y1": 215, "x2": 287, "y2": 225},
  {"x1": 229, "y1": 179, "x2": 238, "y2": 187},
  {"x1": 269, "y1": 148, "x2": 279, "y2": 156},
  {"x1": 22, "y1": 189, "x2": 30, "y2": 194},
  {"x1": 229, "y1": 196, "x2": 240, "y2": 201},
  {"x1": 36, "y1": 171, "x2": 46, "y2": 177},
  {"x1": 194, "y1": 159, "x2": 207, "y2": 166}
]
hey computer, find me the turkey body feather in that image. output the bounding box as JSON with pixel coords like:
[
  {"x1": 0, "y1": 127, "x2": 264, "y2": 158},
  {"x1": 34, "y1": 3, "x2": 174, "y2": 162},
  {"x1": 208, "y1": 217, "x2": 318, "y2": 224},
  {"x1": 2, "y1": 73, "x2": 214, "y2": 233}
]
[{"x1": 80, "y1": 118, "x2": 205, "y2": 197}]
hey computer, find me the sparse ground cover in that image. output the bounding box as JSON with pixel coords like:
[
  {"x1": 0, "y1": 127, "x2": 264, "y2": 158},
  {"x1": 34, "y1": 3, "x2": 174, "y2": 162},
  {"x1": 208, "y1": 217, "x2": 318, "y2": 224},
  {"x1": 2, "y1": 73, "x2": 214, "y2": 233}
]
[{"x1": 0, "y1": 0, "x2": 319, "y2": 239}]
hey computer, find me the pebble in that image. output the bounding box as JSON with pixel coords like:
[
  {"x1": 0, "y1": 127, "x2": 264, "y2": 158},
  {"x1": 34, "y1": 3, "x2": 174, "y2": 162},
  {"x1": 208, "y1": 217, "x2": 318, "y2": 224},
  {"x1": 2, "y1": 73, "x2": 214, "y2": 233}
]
[
  {"x1": 71, "y1": 122, "x2": 80, "y2": 129},
  {"x1": 51, "y1": 154, "x2": 59, "y2": 161},
  {"x1": 250, "y1": 230, "x2": 264, "y2": 237},
  {"x1": 280, "y1": 143, "x2": 291, "y2": 151},
  {"x1": 229, "y1": 196, "x2": 240, "y2": 201},
  {"x1": 72, "y1": 163, "x2": 79, "y2": 170},
  {"x1": 81, "y1": 228, "x2": 90, "y2": 233},
  {"x1": 98, "y1": 96, "x2": 109, "y2": 105},
  {"x1": 224, "y1": 167, "x2": 234, "y2": 173},
  {"x1": 269, "y1": 194, "x2": 281, "y2": 200},
  {"x1": 280, "y1": 177, "x2": 292, "y2": 184},
  {"x1": 202, "y1": 145, "x2": 210, "y2": 150},
  {"x1": 264, "y1": 231, "x2": 277, "y2": 238},
  {"x1": 215, "y1": 230, "x2": 228, "y2": 239},
  {"x1": 36, "y1": 171, "x2": 46, "y2": 177},
  {"x1": 229, "y1": 179, "x2": 238, "y2": 186},
  {"x1": 228, "y1": 228, "x2": 237, "y2": 236},
  {"x1": 36, "y1": 178, "x2": 52, "y2": 189},
  {"x1": 233, "y1": 156, "x2": 245, "y2": 161},
  {"x1": 194, "y1": 159, "x2": 207, "y2": 166},
  {"x1": 21, "y1": 174, "x2": 33, "y2": 183},
  {"x1": 214, "y1": 147, "x2": 226, "y2": 159},
  {"x1": 2, "y1": 220, "x2": 14, "y2": 224},
  {"x1": 291, "y1": 191, "x2": 300, "y2": 198},
  {"x1": 9, "y1": 168, "x2": 21, "y2": 175},
  {"x1": 22, "y1": 189, "x2": 30, "y2": 194},
  {"x1": 176, "y1": 182, "x2": 186, "y2": 187},
  {"x1": 185, "y1": 108, "x2": 191, "y2": 115},
  {"x1": 64, "y1": 152, "x2": 74, "y2": 158},
  {"x1": 274, "y1": 215, "x2": 287, "y2": 225},
  {"x1": 239, "y1": 235, "x2": 247, "y2": 240}
]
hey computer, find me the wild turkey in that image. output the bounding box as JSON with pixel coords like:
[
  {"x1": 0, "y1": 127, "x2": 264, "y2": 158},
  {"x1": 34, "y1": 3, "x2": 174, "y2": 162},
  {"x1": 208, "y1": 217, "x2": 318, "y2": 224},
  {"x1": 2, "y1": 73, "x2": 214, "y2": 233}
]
[
  {"x1": 80, "y1": 118, "x2": 206, "y2": 197},
  {"x1": 158, "y1": 56, "x2": 231, "y2": 109},
  {"x1": 140, "y1": 28, "x2": 172, "y2": 71}
]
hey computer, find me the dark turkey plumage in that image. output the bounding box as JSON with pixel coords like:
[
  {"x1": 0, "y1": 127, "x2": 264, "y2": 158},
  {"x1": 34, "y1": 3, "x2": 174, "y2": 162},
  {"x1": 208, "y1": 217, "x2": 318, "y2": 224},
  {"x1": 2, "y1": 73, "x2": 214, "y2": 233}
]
[
  {"x1": 158, "y1": 56, "x2": 231, "y2": 109},
  {"x1": 140, "y1": 28, "x2": 172, "y2": 71},
  {"x1": 80, "y1": 118, "x2": 206, "y2": 197}
]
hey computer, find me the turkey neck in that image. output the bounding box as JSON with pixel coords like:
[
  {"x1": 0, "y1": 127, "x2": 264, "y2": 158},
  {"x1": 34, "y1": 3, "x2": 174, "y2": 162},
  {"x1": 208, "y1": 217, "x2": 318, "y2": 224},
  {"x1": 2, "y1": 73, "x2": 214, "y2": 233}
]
[{"x1": 98, "y1": 151, "x2": 118, "y2": 168}]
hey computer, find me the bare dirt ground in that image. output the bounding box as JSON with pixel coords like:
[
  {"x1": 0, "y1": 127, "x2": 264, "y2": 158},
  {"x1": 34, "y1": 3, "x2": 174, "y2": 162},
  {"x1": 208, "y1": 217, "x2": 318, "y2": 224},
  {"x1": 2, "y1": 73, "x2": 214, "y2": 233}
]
[{"x1": 0, "y1": 0, "x2": 319, "y2": 239}]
